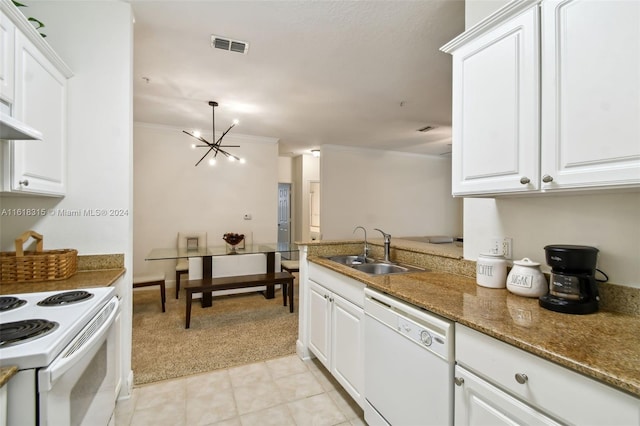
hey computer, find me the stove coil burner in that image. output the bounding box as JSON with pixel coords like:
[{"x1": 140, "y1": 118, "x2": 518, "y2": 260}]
[
  {"x1": 0, "y1": 296, "x2": 27, "y2": 312},
  {"x1": 37, "y1": 290, "x2": 94, "y2": 306},
  {"x1": 0, "y1": 319, "x2": 59, "y2": 347}
]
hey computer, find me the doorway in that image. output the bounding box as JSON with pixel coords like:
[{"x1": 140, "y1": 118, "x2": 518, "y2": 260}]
[{"x1": 278, "y1": 183, "x2": 292, "y2": 250}]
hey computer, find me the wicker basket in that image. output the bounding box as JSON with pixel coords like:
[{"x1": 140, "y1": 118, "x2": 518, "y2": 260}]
[{"x1": 0, "y1": 230, "x2": 78, "y2": 283}]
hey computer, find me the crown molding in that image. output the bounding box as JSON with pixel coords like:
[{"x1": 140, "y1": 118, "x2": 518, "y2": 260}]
[
  {"x1": 440, "y1": 0, "x2": 540, "y2": 53},
  {"x1": 1, "y1": 0, "x2": 73, "y2": 78}
]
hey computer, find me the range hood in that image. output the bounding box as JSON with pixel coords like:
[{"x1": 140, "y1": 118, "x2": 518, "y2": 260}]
[{"x1": 0, "y1": 111, "x2": 43, "y2": 140}]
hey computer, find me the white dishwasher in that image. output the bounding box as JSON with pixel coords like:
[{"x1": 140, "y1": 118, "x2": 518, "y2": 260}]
[{"x1": 364, "y1": 288, "x2": 454, "y2": 426}]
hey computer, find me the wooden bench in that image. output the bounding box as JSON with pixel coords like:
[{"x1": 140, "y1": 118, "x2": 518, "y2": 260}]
[
  {"x1": 184, "y1": 271, "x2": 295, "y2": 328},
  {"x1": 133, "y1": 273, "x2": 166, "y2": 312}
]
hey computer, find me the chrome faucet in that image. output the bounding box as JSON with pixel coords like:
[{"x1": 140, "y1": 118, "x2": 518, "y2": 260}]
[
  {"x1": 374, "y1": 228, "x2": 392, "y2": 262},
  {"x1": 353, "y1": 226, "x2": 369, "y2": 259}
]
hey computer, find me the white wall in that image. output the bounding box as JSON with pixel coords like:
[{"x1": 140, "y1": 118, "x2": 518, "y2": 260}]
[
  {"x1": 465, "y1": 0, "x2": 509, "y2": 27},
  {"x1": 133, "y1": 124, "x2": 279, "y2": 279},
  {"x1": 320, "y1": 145, "x2": 462, "y2": 240},
  {"x1": 464, "y1": 193, "x2": 640, "y2": 287},
  {"x1": 278, "y1": 156, "x2": 292, "y2": 183},
  {"x1": 0, "y1": 0, "x2": 134, "y2": 395}
]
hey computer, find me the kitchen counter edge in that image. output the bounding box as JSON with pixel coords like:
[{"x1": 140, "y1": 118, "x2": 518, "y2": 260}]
[{"x1": 0, "y1": 268, "x2": 125, "y2": 294}]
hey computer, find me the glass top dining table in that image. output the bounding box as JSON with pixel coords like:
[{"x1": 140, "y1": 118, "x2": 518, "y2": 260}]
[{"x1": 145, "y1": 242, "x2": 299, "y2": 261}]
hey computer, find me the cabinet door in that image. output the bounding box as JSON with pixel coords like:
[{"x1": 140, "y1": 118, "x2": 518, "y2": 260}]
[
  {"x1": 11, "y1": 30, "x2": 67, "y2": 195},
  {"x1": 0, "y1": 10, "x2": 14, "y2": 104},
  {"x1": 541, "y1": 0, "x2": 640, "y2": 191},
  {"x1": 331, "y1": 293, "x2": 364, "y2": 405},
  {"x1": 308, "y1": 280, "x2": 331, "y2": 368},
  {"x1": 450, "y1": 5, "x2": 540, "y2": 196},
  {"x1": 454, "y1": 366, "x2": 560, "y2": 426}
]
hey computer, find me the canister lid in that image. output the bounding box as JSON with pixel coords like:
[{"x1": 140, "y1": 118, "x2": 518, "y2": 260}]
[
  {"x1": 479, "y1": 252, "x2": 505, "y2": 258},
  {"x1": 513, "y1": 257, "x2": 540, "y2": 267}
]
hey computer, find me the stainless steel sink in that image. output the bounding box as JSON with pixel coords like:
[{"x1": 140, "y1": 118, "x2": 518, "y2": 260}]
[
  {"x1": 326, "y1": 255, "x2": 371, "y2": 265},
  {"x1": 351, "y1": 263, "x2": 410, "y2": 275},
  {"x1": 325, "y1": 255, "x2": 425, "y2": 275}
]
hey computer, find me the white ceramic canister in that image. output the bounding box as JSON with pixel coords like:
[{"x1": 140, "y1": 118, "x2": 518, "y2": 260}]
[
  {"x1": 476, "y1": 253, "x2": 508, "y2": 288},
  {"x1": 506, "y1": 258, "x2": 548, "y2": 297}
]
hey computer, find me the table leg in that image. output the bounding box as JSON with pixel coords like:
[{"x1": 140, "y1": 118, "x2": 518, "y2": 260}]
[
  {"x1": 202, "y1": 256, "x2": 213, "y2": 307},
  {"x1": 265, "y1": 252, "x2": 275, "y2": 299},
  {"x1": 289, "y1": 278, "x2": 294, "y2": 313},
  {"x1": 186, "y1": 290, "x2": 192, "y2": 329}
]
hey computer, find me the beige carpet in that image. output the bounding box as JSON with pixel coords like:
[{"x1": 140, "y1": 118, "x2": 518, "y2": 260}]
[{"x1": 132, "y1": 284, "x2": 298, "y2": 385}]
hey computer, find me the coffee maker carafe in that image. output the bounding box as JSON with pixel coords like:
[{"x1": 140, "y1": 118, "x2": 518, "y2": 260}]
[{"x1": 539, "y1": 245, "x2": 605, "y2": 314}]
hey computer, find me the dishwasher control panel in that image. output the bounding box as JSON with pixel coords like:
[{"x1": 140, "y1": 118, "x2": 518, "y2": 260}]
[{"x1": 397, "y1": 315, "x2": 448, "y2": 358}]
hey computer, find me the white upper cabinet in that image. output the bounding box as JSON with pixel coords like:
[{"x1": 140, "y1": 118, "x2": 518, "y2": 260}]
[
  {"x1": 540, "y1": 0, "x2": 640, "y2": 191},
  {"x1": 442, "y1": 0, "x2": 640, "y2": 196},
  {"x1": 0, "y1": 9, "x2": 15, "y2": 104},
  {"x1": 445, "y1": 3, "x2": 540, "y2": 195},
  {"x1": 0, "y1": 0, "x2": 72, "y2": 196}
]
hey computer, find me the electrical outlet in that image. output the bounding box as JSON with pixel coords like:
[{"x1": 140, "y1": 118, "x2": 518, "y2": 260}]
[
  {"x1": 490, "y1": 237, "x2": 512, "y2": 259},
  {"x1": 490, "y1": 238, "x2": 501, "y2": 255},
  {"x1": 502, "y1": 237, "x2": 512, "y2": 259}
]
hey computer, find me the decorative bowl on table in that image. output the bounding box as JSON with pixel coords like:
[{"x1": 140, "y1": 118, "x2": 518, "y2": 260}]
[{"x1": 223, "y1": 233, "x2": 245, "y2": 253}]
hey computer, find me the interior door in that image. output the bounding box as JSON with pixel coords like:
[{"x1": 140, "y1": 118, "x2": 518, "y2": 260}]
[{"x1": 278, "y1": 183, "x2": 291, "y2": 245}]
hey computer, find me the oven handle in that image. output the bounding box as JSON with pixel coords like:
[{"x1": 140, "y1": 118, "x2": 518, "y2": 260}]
[{"x1": 41, "y1": 298, "x2": 119, "y2": 387}]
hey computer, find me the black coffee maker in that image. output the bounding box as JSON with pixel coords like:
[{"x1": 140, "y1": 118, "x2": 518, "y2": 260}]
[{"x1": 539, "y1": 245, "x2": 606, "y2": 314}]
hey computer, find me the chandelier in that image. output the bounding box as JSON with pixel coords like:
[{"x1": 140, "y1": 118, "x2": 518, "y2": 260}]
[{"x1": 183, "y1": 101, "x2": 245, "y2": 166}]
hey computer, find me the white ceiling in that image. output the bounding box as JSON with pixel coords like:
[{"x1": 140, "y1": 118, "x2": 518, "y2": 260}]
[{"x1": 131, "y1": 1, "x2": 465, "y2": 157}]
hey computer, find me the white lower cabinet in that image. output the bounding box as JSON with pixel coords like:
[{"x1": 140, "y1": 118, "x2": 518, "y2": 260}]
[
  {"x1": 330, "y1": 292, "x2": 364, "y2": 402},
  {"x1": 455, "y1": 324, "x2": 640, "y2": 425},
  {"x1": 307, "y1": 263, "x2": 365, "y2": 407},
  {"x1": 454, "y1": 365, "x2": 559, "y2": 426}
]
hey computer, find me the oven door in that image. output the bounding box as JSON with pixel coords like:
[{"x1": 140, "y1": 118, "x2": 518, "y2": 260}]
[{"x1": 37, "y1": 297, "x2": 119, "y2": 426}]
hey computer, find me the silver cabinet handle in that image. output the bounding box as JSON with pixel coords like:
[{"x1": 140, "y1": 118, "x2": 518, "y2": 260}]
[
  {"x1": 515, "y1": 373, "x2": 528, "y2": 384},
  {"x1": 520, "y1": 177, "x2": 530, "y2": 185},
  {"x1": 542, "y1": 175, "x2": 554, "y2": 183},
  {"x1": 19, "y1": 179, "x2": 29, "y2": 186},
  {"x1": 454, "y1": 377, "x2": 464, "y2": 386}
]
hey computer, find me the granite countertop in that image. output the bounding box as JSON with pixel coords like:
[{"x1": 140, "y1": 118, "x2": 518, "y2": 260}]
[
  {"x1": 310, "y1": 256, "x2": 640, "y2": 398},
  {"x1": 0, "y1": 366, "x2": 18, "y2": 388},
  {"x1": 0, "y1": 268, "x2": 125, "y2": 295}
]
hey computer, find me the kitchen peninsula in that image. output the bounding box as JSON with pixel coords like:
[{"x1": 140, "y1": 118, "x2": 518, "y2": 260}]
[{"x1": 296, "y1": 239, "x2": 640, "y2": 402}]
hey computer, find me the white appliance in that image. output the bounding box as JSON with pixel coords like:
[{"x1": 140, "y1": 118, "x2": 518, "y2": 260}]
[
  {"x1": 0, "y1": 287, "x2": 119, "y2": 425},
  {"x1": 364, "y1": 288, "x2": 455, "y2": 426}
]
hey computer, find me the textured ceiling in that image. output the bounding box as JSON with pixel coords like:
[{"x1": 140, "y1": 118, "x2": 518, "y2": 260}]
[{"x1": 131, "y1": 1, "x2": 465, "y2": 157}]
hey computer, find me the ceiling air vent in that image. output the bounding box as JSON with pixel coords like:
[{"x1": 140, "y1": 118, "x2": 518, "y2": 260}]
[{"x1": 211, "y1": 35, "x2": 249, "y2": 54}]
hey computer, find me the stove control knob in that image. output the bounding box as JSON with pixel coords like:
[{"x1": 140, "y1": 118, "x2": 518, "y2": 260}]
[{"x1": 420, "y1": 330, "x2": 432, "y2": 346}]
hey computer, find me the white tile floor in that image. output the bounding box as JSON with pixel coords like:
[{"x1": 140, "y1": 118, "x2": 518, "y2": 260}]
[{"x1": 115, "y1": 355, "x2": 366, "y2": 426}]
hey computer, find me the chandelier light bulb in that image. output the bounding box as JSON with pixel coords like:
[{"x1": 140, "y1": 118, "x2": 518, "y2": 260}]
[
  {"x1": 191, "y1": 143, "x2": 196, "y2": 149},
  {"x1": 208, "y1": 158, "x2": 216, "y2": 166},
  {"x1": 239, "y1": 158, "x2": 246, "y2": 164},
  {"x1": 193, "y1": 130, "x2": 201, "y2": 138},
  {"x1": 233, "y1": 119, "x2": 240, "y2": 125}
]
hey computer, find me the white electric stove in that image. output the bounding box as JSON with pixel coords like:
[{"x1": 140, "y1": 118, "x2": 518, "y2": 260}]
[{"x1": 0, "y1": 287, "x2": 120, "y2": 425}]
